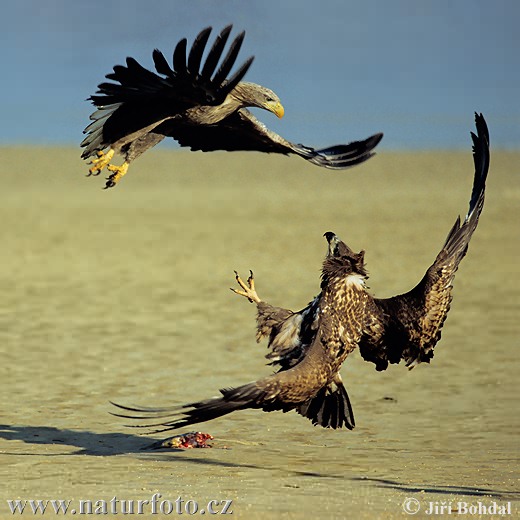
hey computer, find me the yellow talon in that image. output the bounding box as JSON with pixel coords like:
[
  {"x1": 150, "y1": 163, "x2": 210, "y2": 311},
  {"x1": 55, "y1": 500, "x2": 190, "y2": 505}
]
[
  {"x1": 231, "y1": 270, "x2": 261, "y2": 303},
  {"x1": 88, "y1": 149, "x2": 114, "y2": 176},
  {"x1": 105, "y1": 162, "x2": 129, "y2": 189}
]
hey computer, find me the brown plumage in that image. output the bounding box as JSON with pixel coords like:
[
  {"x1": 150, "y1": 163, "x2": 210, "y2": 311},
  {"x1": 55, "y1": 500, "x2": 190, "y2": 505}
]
[
  {"x1": 111, "y1": 113, "x2": 489, "y2": 433},
  {"x1": 81, "y1": 25, "x2": 383, "y2": 188}
]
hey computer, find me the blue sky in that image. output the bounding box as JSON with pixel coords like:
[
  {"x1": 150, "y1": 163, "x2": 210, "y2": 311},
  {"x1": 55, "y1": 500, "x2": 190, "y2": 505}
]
[{"x1": 1, "y1": 0, "x2": 519, "y2": 149}]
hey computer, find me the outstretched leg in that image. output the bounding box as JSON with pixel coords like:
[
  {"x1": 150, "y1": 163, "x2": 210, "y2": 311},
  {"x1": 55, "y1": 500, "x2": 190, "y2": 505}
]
[
  {"x1": 87, "y1": 149, "x2": 115, "y2": 176},
  {"x1": 231, "y1": 270, "x2": 261, "y2": 303}
]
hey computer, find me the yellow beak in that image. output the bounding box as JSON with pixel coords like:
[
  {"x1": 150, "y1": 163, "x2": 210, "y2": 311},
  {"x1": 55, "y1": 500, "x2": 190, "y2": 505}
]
[{"x1": 267, "y1": 100, "x2": 285, "y2": 119}]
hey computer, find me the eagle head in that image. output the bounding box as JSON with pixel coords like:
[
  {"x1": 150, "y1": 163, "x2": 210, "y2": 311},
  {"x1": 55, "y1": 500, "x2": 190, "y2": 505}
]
[
  {"x1": 232, "y1": 82, "x2": 285, "y2": 118},
  {"x1": 321, "y1": 232, "x2": 367, "y2": 287}
]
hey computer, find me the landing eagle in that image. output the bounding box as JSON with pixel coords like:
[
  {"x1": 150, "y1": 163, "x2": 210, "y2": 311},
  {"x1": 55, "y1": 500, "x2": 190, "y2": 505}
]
[
  {"x1": 81, "y1": 25, "x2": 383, "y2": 188},
  {"x1": 112, "y1": 114, "x2": 489, "y2": 433}
]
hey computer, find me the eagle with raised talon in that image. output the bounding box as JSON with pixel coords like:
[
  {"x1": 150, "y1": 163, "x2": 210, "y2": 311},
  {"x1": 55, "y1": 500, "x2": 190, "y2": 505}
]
[{"x1": 111, "y1": 113, "x2": 489, "y2": 433}]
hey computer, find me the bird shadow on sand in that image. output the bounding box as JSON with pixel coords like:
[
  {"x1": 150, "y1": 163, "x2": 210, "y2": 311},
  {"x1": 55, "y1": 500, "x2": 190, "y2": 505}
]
[
  {"x1": 0, "y1": 423, "x2": 337, "y2": 478},
  {"x1": 1, "y1": 424, "x2": 518, "y2": 501},
  {"x1": 351, "y1": 477, "x2": 520, "y2": 501},
  {"x1": 0, "y1": 424, "x2": 151, "y2": 456},
  {"x1": 0, "y1": 423, "x2": 300, "y2": 472}
]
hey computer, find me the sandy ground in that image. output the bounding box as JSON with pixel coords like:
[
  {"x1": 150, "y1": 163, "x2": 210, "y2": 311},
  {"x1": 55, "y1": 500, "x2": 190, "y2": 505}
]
[{"x1": 0, "y1": 147, "x2": 519, "y2": 518}]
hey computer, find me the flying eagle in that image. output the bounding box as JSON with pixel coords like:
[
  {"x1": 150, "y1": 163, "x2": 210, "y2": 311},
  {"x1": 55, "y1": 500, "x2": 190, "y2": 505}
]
[
  {"x1": 81, "y1": 25, "x2": 383, "y2": 188},
  {"x1": 112, "y1": 113, "x2": 489, "y2": 432}
]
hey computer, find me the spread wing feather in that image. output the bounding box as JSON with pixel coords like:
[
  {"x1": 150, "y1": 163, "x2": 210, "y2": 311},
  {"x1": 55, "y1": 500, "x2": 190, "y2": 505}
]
[
  {"x1": 162, "y1": 109, "x2": 383, "y2": 169},
  {"x1": 200, "y1": 27, "x2": 231, "y2": 78},
  {"x1": 81, "y1": 25, "x2": 254, "y2": 159},
  {"x1": 111, "y1": 359, "x2": 329, "y2": 434},
  {"x1": 359, "y1": 113, "x2": 490, "y2": 371}
]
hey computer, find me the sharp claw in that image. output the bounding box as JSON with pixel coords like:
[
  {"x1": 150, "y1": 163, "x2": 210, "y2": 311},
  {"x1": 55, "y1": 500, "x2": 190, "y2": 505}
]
[
  {"x1": 104, "y1": 178, "x2": 115, "y2": 189},
  {"x1": 231, "y1": 270, "x2": 260, "y2": 304},
  {"x1": 85, "y1": 149, "x2": 115, "y2": 178}
]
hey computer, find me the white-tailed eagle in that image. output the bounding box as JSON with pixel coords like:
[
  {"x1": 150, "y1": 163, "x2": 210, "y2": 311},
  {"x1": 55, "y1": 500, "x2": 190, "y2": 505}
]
[
  {"x1": 112, "y1": 114, "x2": 488, "y2": 432},
  {"x1": 81, "y1": 25, "x2": 383, "y2": 188}
]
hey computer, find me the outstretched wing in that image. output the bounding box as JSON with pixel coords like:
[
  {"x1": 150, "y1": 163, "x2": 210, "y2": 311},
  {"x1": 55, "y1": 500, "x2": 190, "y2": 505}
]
[
  {"x1": 359, "y1": 113, "x2": 490, "y2": 371},
  {"x1": 81, "y1": 25, "x2": 253, "y2": 158},
  {"x1": 162, "y1": 109, "x2": 383, "y2": 169},
  {"x1": 111, "y1": 325, "x2": 357, "y2": 434}
]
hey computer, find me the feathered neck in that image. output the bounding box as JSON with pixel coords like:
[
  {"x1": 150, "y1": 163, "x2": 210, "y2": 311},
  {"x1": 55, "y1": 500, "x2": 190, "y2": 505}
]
[{"x1": 321, "y1": 252, "x2": 368, "y2": 290}]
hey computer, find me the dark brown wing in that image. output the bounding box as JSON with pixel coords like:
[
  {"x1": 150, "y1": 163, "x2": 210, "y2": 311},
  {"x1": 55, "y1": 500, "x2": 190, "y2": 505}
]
[
  {"x1": 81, "y1": 25, "x2": 253, "y2": 158},
  {"x1": 110, "y1": 347, "x2": 330, "y2": 434},
  {"x1": 359, "y1": 113, "x2": 490, "y2": 371},
  {"x1": 161, "y1": 109, "x2": 383, "y2": 169}
]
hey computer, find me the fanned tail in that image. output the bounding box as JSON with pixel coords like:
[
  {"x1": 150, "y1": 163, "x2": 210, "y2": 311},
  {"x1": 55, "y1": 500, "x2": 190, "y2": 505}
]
[{"x1": 296, "y1": 378, "x2": 355, "y2": 430}]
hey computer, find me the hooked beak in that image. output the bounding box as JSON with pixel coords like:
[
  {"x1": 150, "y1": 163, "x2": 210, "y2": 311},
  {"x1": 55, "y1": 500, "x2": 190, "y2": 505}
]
[
  {"x1": 323, "y1": 231, "x2": 357, "y2": 258},
  {"x1": 324, "y1": 231, "x2": 339, "y2": 256},
  {"x1": 266, "y1": 100, "x2": 285, "y2": 119}
]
